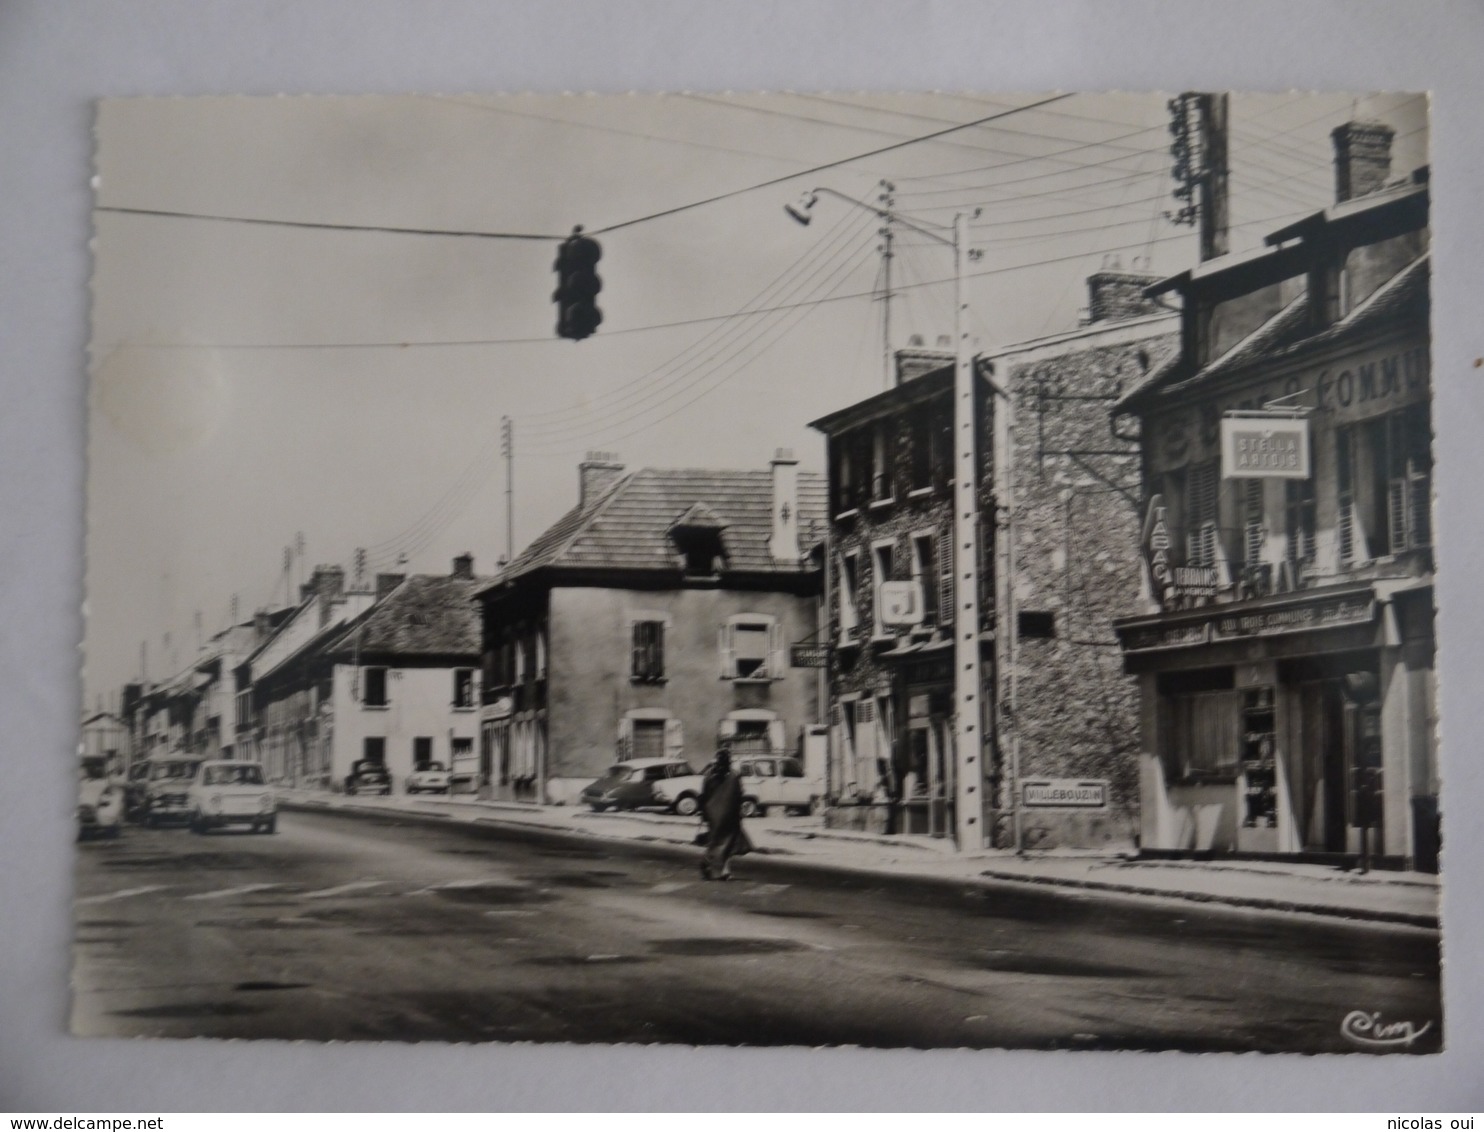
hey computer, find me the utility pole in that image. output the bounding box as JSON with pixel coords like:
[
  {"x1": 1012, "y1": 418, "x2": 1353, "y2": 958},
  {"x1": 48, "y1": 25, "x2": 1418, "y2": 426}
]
[
  {"x1": 501, "y1": 416, "x2": 515, "y2": 565},
  {"x1": 951, "y1": 211, "x2": 985, "y2": 852},
  {"x1": 878, "y1": 180, "x2": 895, "y2": 390},
  {"x1": 1167, "y1": 92, "x2": 1230, "y2": 262}
]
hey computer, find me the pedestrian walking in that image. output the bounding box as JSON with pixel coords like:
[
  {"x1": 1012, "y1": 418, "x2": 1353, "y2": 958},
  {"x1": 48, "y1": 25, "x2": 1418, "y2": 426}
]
[{"x1": 699, "y1": 749, "x2": 752, "y2": 881}]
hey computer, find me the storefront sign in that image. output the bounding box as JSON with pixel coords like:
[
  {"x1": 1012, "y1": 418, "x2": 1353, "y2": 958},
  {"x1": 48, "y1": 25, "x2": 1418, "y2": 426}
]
[
  {"x1": 1221, "y1": 416, "x2": 1310, "y2": 479},
  {"x1": 1212, "y1": 596, "x2": 1375, "y2": 641},
  {"x1": 789, "y1": 644, "x2": 832, "y2": 668},
  {"x1": 1141, "y1": 493, "x2": 1174, "y2": 602},
  {"x1": 1121, "y1": 621, "x2": 1211, "y2": 652},
  {"x1": 1022, "y1": 779, "x2": 1108, "y2": 809}
]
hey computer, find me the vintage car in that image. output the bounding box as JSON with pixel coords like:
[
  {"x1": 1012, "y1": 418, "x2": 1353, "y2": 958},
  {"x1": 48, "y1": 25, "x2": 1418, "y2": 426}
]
[
  {"x1": 405, "y1": 761, "x2": 452, "y2": 794},
  {"x1": 652, "y1": 754, "x2": 822, "y2": 818},
  {"x1": 141, "y1": 755, "x2": 205, "y2": 827},
  {"x1": 76, "y1": 759, "x2": 124, "y2": 840},
  {"x1": 187, "y1": 760, "x2": 277, "y2": 834},
  {"x1": 580, "y1": 758, "x2": 699, "y2": 813},
  {"x1": 344, "y1": 759, "x2": 392, "y2": 796}
]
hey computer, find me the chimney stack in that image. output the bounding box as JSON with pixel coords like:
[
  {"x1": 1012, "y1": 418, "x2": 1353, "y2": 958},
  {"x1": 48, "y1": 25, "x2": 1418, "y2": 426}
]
[
  {"x1": 375, "y1": 573, "x2": 406, "y2": 599},
  {"x1": 1086, "y1": 270, "x2": 1164, "y2": 323},
  {"x1": 451, "y1": 553, "x2": 474, "y2": 579},
  {"x1": 308, "y1": 564, "x2": 345, "y2": 626},
  {"x1": 578, "y1": 451, "x2": 624, "y2": 507},
  {"x1": 769, "y1": 448, "x2": 801, "y2": 564},
  {"x1": 253, "y1": 608, "x2": 272, "y2": 643},
  {"x1": 1332, "y1": 121, "x2": 1395, "y2": 203}
]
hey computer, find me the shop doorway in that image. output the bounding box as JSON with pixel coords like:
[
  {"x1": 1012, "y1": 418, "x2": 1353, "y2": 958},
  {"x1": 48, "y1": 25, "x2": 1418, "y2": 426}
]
[
  {"x1": 1295, "y1": 680, "x2": 1349, "y2": 852},
  {"x1": 903, "y1": 689, "x2": 952, "y2": 837}
]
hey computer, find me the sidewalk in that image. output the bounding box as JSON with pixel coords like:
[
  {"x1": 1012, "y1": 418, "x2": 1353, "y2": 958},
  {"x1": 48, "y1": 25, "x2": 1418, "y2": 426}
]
[{"x1": 281, "y1": 788, "x2": 1440, "y2": 930}]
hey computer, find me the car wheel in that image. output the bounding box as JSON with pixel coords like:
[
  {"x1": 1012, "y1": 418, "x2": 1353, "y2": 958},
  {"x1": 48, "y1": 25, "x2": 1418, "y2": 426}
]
[
  {"x1": 740, "y1": 797, "x2": 760, "y2": 819},
  {"x1": 261, "y1": 815, "x2": 277, "y2": 835},
  {"x1": 672, "y1": 794, "x2": 699, "y2": 817},
  {"x1": 189, "y1": 811, "x2": 206, "y2": 834},
  {"x1": 588, "y1": 803, "x2": 608, "y2": 812}
]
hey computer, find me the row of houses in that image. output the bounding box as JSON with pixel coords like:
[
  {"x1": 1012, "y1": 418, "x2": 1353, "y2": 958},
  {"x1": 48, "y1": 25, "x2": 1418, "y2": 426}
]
[{"x1": 103, "y1": 119, "x2": 1436, "y2": 869}]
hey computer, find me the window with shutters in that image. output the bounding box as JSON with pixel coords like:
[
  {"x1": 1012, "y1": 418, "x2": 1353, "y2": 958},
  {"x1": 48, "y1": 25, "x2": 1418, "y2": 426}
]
[
  {"x1": 630, "y1": 620, "x2": 665, "y2": 683},
  {"x1": 453, "y1": 668, "x2": 475, "y2": 709},
  {"x1": 1285, "y1": 476, "x2": 1316, "y2": 567},
  {"x1": 1185, "y1": 460, "x2": 1220, "y2": 568},
  {"x1": 912, "y1": 534, "x2": 938, "y2": 624},
  {"x1": 838, "y1": 553, "x2": 861, "y2": 642},
  {"x1": 1337, "y1": 425, "x2": 1358, "y2": 563},
  {"x1": 936, "y1": 530, "x2": 954, "y2": 628},
  {"x1": 722, "y1": 615, "x2": 783, "y2": 681},
  {"x1": 871, "y1": 542, "x2": 894, "y2": 637},
  {"x1": 1385, "y1": 403, "x2": 1432, "y2": 553}
]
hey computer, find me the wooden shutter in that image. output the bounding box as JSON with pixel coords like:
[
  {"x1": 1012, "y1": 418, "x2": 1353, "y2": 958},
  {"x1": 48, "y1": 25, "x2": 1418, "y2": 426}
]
[
  {"x1": 719, "y1": 624, "x2": 733, "y2": 679},
  {"x1": 768, "y1": 622, "x2": 785, "y2": 679},
  {"x1": 1243, "y1": 479, "x2": 1265, "y2": 566},
  {"x1": 937, "y1": 529, "x2": 954, "y2": 627},
  {"x1": 767, "y1": 719, "x2": 786, "y2": 753},
  {"x1": 631, "y1": 622, "x2": 645, "y2": 679}
]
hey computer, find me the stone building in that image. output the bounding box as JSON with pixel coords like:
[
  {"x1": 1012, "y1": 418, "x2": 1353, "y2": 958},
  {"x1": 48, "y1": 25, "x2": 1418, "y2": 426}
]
[
  {"x1": 473, "y1": 454, "x2": 824, "y2": 805},
  {"x1": 810, "y1": 275, "x2": 1176, "y2": 848},
  {"x1": 1112, "y1": 122, "x2": 1435, "y2": 869}
]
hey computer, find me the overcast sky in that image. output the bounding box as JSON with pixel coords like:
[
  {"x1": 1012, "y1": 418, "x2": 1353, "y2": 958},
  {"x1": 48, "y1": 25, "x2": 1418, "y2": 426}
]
[{"x1": 84, "y1": 91, "x2": 1428, "y2": 703}]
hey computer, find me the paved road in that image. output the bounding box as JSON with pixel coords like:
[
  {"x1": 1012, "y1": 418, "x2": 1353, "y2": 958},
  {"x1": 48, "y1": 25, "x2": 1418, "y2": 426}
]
[{"x1": 71, "y1": 808, "x2": 1443, "y2": 1051}]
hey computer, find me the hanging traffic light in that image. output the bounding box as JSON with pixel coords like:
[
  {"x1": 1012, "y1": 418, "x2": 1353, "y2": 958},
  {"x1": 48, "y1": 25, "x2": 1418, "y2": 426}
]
[{"x1": 553, "y1": 226, "x2": 603, "y2": 341}]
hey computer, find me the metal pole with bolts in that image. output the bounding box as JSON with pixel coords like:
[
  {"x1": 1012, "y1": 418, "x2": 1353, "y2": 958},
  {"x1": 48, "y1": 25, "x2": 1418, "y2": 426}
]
[{"x1": 785, "y1": 187, "x2": 985, "y2": 851}]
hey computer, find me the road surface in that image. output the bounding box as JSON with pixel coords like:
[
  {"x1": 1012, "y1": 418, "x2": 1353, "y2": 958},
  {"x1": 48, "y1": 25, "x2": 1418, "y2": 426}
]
[{"x1": 71, "y1": 808, "x2": 1442, "y2": 1050}]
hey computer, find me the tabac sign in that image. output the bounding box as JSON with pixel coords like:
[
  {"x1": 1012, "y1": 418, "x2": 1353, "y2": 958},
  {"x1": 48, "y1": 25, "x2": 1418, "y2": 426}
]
[
  {"x1": 1221, "y1": 415, "x2": 1310, "y2": 479},
  {"x1": 1141, "y1": 493, "x2": 1174, "y2": 601}
]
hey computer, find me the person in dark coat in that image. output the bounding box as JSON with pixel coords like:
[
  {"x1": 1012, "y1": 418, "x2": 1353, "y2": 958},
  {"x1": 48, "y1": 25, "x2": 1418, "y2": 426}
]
[{"x1": 699, "y1": 749, "x2": 752, "y2": 881}]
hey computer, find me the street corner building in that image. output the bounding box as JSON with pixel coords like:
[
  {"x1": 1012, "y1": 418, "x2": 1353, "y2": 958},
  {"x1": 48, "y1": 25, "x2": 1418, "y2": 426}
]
[
  {"x1": 473, "y1": 453, "x2": 826, "y2": 805},
  {"x1": 234, "y1": 556, "x2": 489, "y2": 793},
  {"x1": 810, "y1": 270, "x2": 1177, "y2": 849},
  {"x1": 1113, "y1": 122, "x2": 1437, "y2": 870}
]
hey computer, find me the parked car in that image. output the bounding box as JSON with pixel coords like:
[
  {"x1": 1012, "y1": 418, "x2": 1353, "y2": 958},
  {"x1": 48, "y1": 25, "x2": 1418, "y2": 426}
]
[
  {"x1": 344, "y1": 759, "x2": 392, "y2": 796},
  {"x1": 406, "y1": 761, "x2": 452, "y2": 795},
  {"x1": 652, "y1": 753, "x2": 823, "y2": 818},
  {"x1": 77, "y1": 760, "x2": 124, "y2": 840},
  {"x1": 141, "y1": 755, "x2": 205, "y2": 827},
  {"x1": 581, "y1": 758, "x2": 699, "y2": 812},
  {"x1": 123, "y1": 760, "x2": 154, "y2": 822},
  {"x1": 187, "y1": 760, "x2": 277, "y2": 834},
  {"x1": 735, "y1": 755, "x2": 821, "y2": 817}
]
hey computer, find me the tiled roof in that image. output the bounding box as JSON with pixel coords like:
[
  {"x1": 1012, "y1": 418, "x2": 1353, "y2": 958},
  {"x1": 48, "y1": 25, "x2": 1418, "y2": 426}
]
[
  {"x1": 493, "y1": 468, "x2": 827, "y2": 583},
  {"x1": 322, "y1": 575, "x2": 487, "y2": 657},
  {"x1": 1118, "y1": 253, "x2": 1428, "y2": 411}
]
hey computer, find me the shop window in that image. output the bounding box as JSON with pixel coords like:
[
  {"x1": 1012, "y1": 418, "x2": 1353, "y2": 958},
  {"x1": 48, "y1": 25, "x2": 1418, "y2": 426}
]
[
  {"x1": 361, "y1": 667, "x2": 388, "y2": 708},
  {"x1": 453, "y1": 668, "x2": 475, "y2": 709},
  {"x1": 1239, "y1": 687, "x2": 1277, "y2": 828},
  {"x1": 631, "y1": 620, "x2": 665, "y2": 683},
  {"x1": 1017, "y1": 610, "x2": 1056, "y2": 639},
  {"x1": 1165, "y1": 690, "x2": 1240, "y2": 779}
]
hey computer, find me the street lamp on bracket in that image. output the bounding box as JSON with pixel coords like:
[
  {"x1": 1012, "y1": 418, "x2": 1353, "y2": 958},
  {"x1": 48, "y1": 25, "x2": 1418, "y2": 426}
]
[{"x1": 785, "y1": 186, "x2": 999, "y2": 854}]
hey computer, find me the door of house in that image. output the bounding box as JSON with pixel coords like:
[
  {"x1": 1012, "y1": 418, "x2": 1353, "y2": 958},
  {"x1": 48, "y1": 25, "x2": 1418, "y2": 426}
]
[{"x1": 1297, "y1": 680, "x2": 1350, "y2": 853}]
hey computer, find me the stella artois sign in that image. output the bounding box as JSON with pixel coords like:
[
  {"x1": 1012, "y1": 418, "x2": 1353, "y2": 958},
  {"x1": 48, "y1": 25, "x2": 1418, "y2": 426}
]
[{"x1": 1221, "y1": 415, "x2": 1310, "y2": 479}]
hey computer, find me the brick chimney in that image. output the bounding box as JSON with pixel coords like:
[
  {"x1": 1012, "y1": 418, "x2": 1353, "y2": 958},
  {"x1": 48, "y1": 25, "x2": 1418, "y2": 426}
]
[
  {"x1": 307, "y1": 564, "x2": 345, "y2": 627},
  {"x1": 451, "y1": 553, "x2": 474, "y2": 579},
  {"x1": 1087, "y1": 271, "x2": 1164, "y2": 323},
  {"x1": 253, "y1": 608, "x2": 273, "y2": 643},
  {"x1": 1332, "y1": 121, "x2": 1395, "y2": 203},
  {"x1": 578, "y1": 451, "x2": 624, "y2": 507},
  {"x1": 769, "y1": 448, "x2": 801, "y2": 564},
  {"x1": 375, "y1": 573, "x2": 405, "y2": 599},
  {"x1": 894, "y1": 347, "x2": 953, "y2": 386}
]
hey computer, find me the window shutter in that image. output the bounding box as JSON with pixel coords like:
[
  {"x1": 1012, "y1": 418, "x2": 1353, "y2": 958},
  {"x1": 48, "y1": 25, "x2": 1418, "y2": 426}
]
[
  {"x1": 767, "y1": 719, "x2": 786, "y2": 753},
  {"x1": 652, "y1": 622, "x2": 665, "y2": 680},
  {"x1": 829, "y1": 703, "x2": 841, "y2": 727},
  {"x1": 1410, "y1": 466, "x2": 1431, "y2": 548},
  {"x1": 768, "y1": 622, "x2": 785, "y2": 679},
  {"x1": 1244, "y1": 479, "x2": 1265, "y2": 566},
  {"x1": 616, "y1": 717, "x2": 632, "y2": 760},
  {"x1": 631, "y1": 623, "x2": 645, "y2": 679},
  {"x1": 663, "y1": 718, "x2": 683, "y2": 759},
  {"x1": 719, "y1": 624, "x2": 734, "y2": 679},
  {"x1": 937, "y1": 530, "x2": 954, "y2": 627},
  {"x1": 1387, "y1": 477, "x2": 1408, "y2": 554}
]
